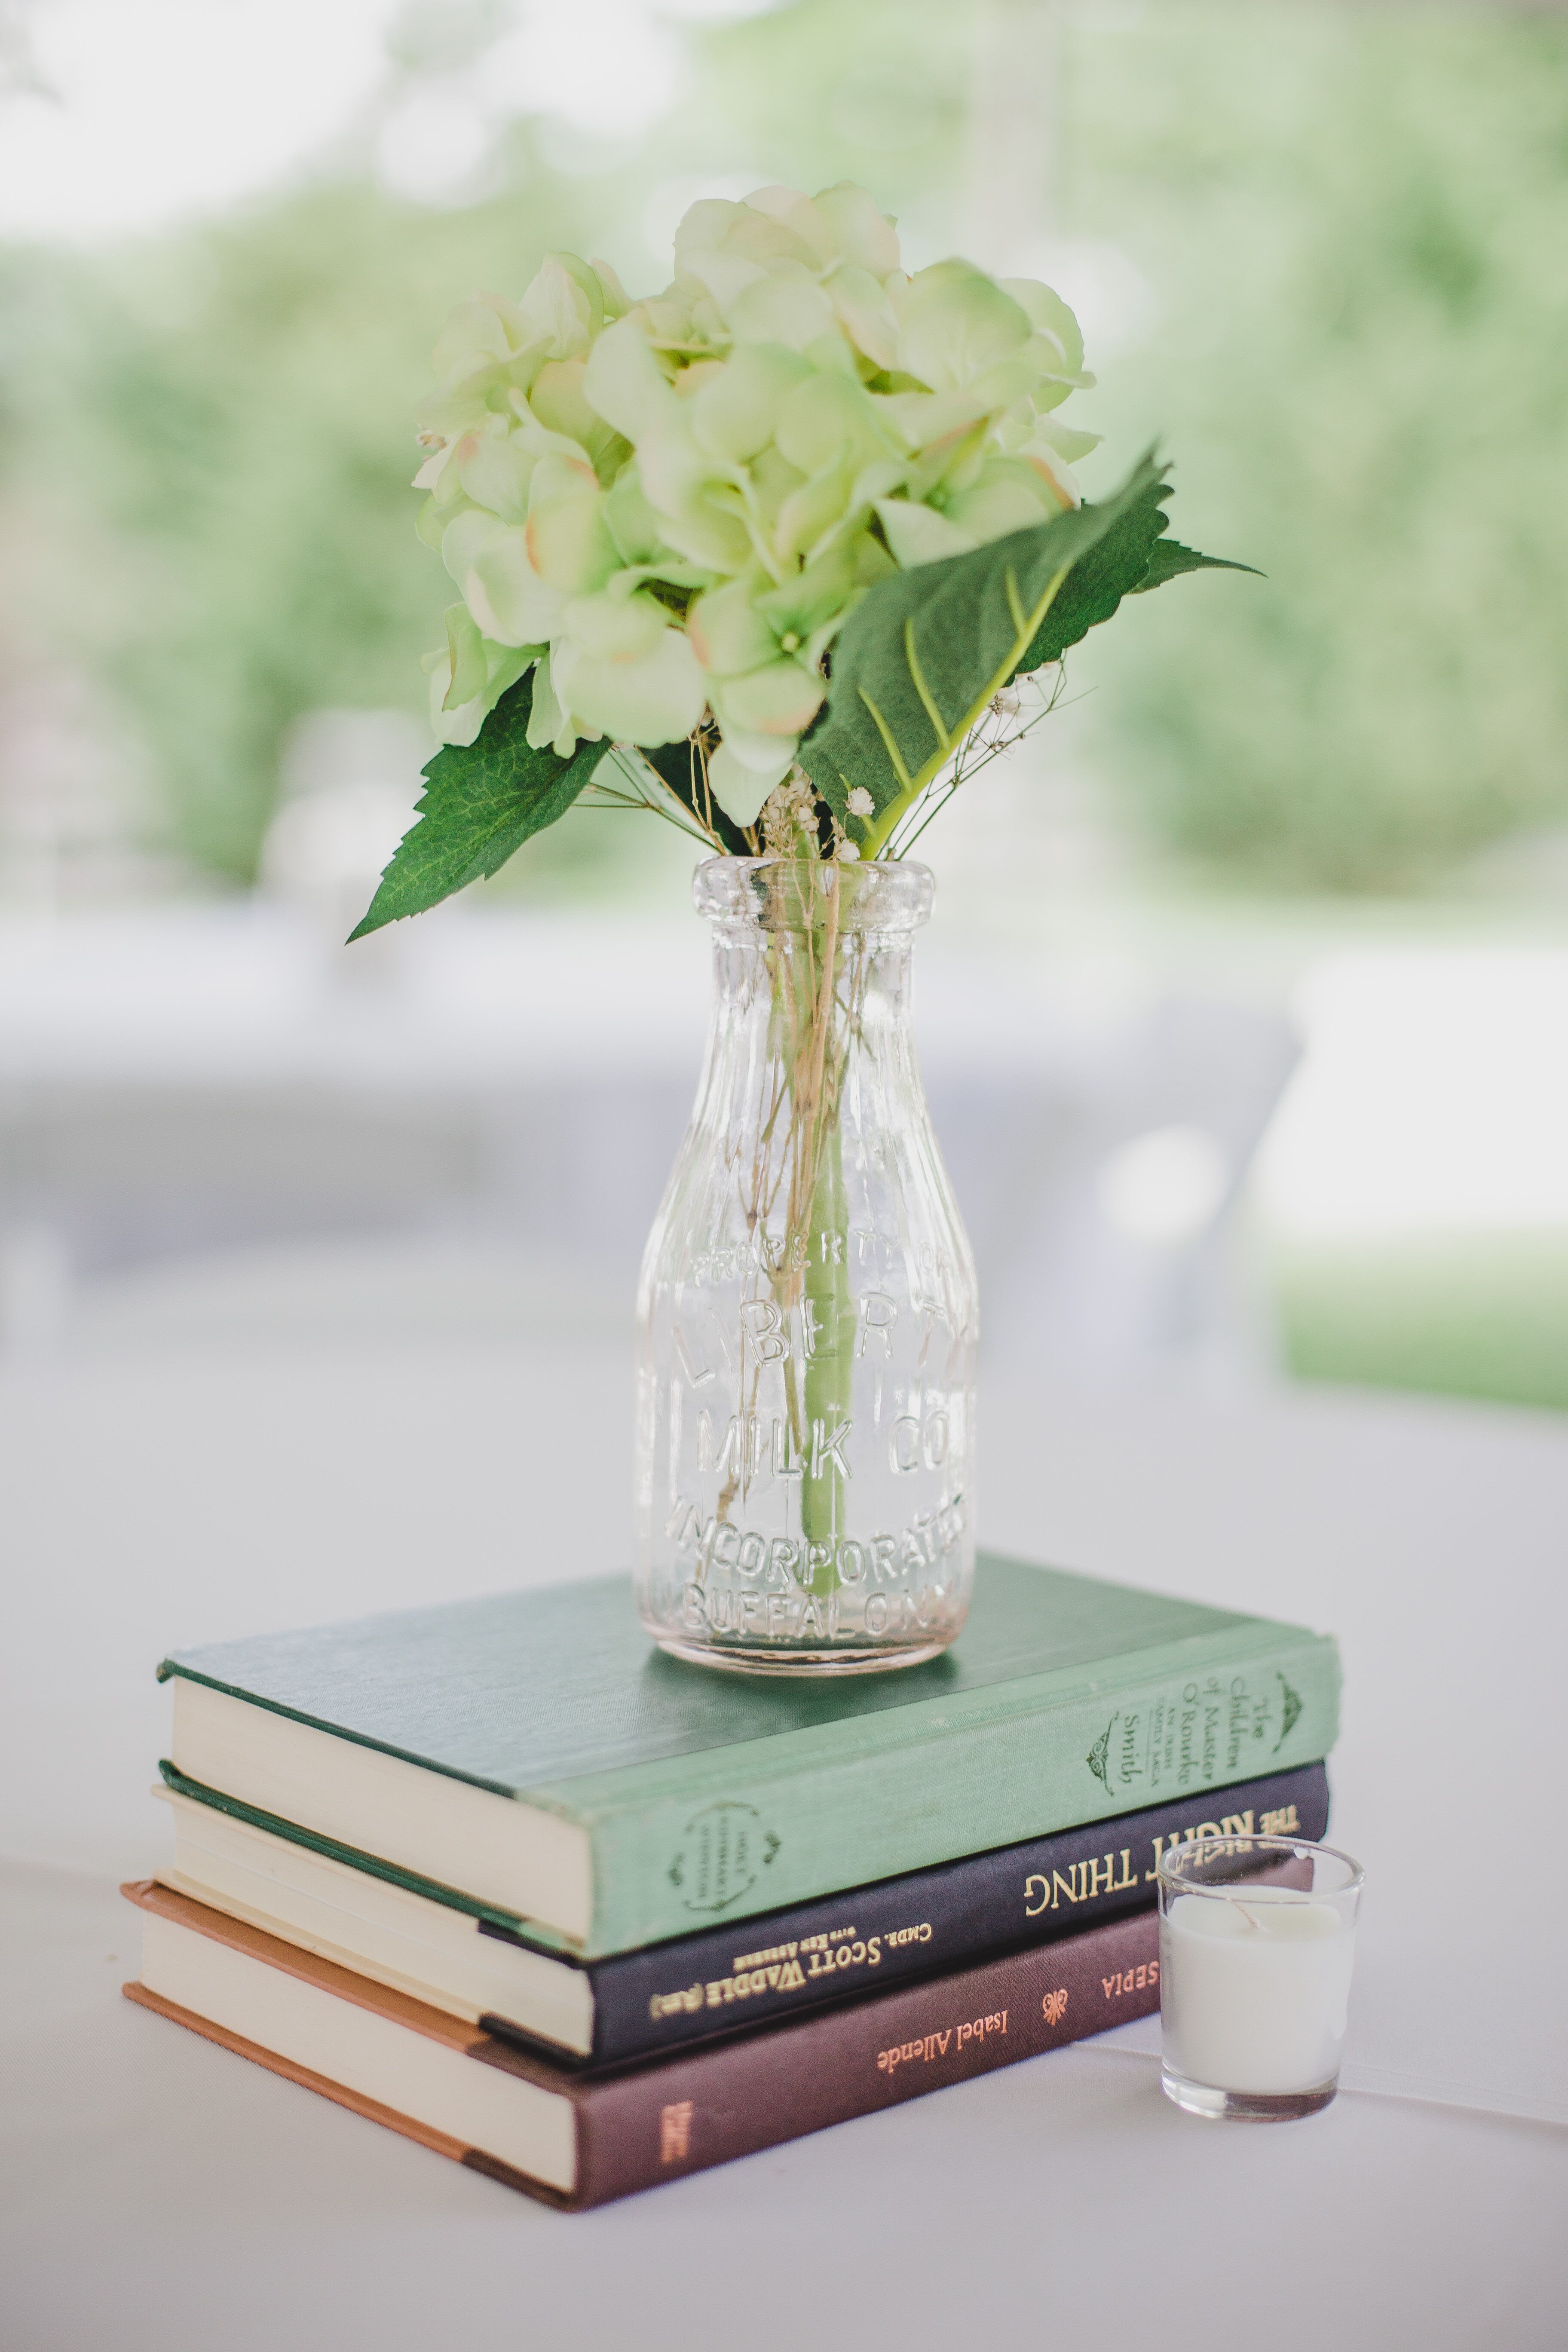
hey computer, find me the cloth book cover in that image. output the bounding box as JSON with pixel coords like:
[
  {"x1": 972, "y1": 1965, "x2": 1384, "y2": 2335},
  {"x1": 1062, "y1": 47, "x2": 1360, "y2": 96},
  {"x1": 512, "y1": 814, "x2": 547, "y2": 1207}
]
[
  {"x1": 122, "y1": 1879, "x2": 1163, "y2": 2209},
  {"x1": 157, "y1": 1755, "x2": 1327, "y2": 2067},
  {"x1": 156, "y1": 1552, "x2": 1340, "y2": 1957}
]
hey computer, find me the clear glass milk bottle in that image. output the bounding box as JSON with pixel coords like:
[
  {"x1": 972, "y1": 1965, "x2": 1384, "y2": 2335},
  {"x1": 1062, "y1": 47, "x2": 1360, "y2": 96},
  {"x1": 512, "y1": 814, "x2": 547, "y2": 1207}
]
[{"x1": 634, "y1": 856, "x2": 978, "y2": 1673}]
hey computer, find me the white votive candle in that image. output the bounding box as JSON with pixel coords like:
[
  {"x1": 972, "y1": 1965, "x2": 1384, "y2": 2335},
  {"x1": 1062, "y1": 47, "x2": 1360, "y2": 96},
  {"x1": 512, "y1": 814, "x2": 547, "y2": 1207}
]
[
  {"x1": 1162, "y1": 1888, "x2": 1354, "y2": 2093},
  {"x1": 1156, "y1": 1837, "x2": 1363, "y2": 2121}
]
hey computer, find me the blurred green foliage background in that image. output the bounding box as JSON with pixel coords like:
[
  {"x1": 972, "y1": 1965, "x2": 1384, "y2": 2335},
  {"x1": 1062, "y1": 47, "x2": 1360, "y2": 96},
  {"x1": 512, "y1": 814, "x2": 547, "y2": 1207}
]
[
  {"x1": 1075, "y1": 5, "x2": 1568, "y2": 889},
  {"x1": 4, "y1": 0, "x2": 1566, "y2": 897},
  {"x1": 3, "y1": 0, "x2": 1567, "y2": 1417}
]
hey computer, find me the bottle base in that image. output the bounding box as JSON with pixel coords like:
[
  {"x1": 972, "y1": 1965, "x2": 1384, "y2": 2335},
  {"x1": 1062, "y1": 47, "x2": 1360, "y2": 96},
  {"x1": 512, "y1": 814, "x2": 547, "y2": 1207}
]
[
  {"x1": 651, "y1": 1633, "x2": 951, "y2": 1677},
  {"x1": 1160, "y1": 2064, "x2": 1338, "y2": 2123}
]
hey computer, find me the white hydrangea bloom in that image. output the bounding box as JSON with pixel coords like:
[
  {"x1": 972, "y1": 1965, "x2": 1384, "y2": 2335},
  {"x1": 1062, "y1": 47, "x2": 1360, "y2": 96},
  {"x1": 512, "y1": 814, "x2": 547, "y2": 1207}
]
[{"x1": 412, "y1": 189, "x2": 1096, "y2": 824}]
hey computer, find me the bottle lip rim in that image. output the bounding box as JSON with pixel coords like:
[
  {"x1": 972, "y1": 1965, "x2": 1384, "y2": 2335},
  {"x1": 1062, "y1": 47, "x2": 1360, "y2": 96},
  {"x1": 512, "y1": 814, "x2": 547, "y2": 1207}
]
[{"x1": 693, "y1": 854, "x2": 935, "y2": 931}]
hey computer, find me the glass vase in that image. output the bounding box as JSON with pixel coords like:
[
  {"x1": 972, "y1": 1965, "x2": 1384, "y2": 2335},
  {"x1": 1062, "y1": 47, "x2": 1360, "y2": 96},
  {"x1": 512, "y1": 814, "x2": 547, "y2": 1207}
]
[{"x1": 634, "y1": 856, "x2": 979, "y2": 1674}]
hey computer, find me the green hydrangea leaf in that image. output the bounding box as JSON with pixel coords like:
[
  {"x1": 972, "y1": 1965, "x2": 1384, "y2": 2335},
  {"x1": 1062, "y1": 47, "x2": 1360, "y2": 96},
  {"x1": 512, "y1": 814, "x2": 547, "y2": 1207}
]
[
  {"x1": 799, "y1": 455, "x2": 1163, "y2": 830},
  {"x1": 348, "y1": 677, "x2": 604, "y2": 940},
  {"x1": 1009, "y1": 473, "x2": 1256, "y2": 673},
  {"x1": 1133, "y1": 537, "x2": 1262, "y2": 594},
  {"x1": 799, "y1": 456, "x2": 1252, "y2": 848},
  {"x1": 1008, "y1": 468, "x2": 1176, "y2": 677}
]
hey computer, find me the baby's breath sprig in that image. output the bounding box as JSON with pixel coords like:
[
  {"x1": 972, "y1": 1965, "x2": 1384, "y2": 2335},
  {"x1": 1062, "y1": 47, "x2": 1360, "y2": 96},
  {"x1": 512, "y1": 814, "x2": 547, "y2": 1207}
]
[{"x1": 880, "y1": 665, "x2": 1068, "y2": 862}]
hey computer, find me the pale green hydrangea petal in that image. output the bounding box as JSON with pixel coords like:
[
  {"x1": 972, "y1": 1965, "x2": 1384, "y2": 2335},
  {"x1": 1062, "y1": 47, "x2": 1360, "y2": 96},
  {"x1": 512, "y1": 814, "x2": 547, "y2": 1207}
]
[
  {"x1": 443, "y1": 508, "x2": 564, "y2": 647},
  {"x1": 1015, "y1": 441, "x2": 1081, "y2": 508},
  {"x1": 454, "y1": 426, "x2": 535, "y2": 525},
  {"x1": 732, "y1": 184, "x2": 827, "y2": 261},
  {"x1": 708, "y1": 733, "x2": 797, "y2": 826},
  {"x1": 673, "y1": 196, "x2": 749, "y2": 265},
  {"x1": 423, "y1": 618, "x2": 534, "y2": 746},
  {"x1": 416, "y1": 379, "x2": 506, "y2": 448},
  {"x1": 712, "y1": 656, "x2": 824, "y2": 737},
  {"x1": 638, "y1": 291, "x2": 703, "y2": 347},
  {"x1": 940, "y1": 454, "x2": 1066, "y2": 541},
  {"x1": 852, "y1": 532, "x2": 898, "y2": 588},
  {"x1": 681, "y1": 248, "x2": 770, "y2": 310},
  {"x1": 636, "y1": 414, "x2": 755, "y2": 573},
  {"x1": 582, "y1": 315, "x2": 678, "y2": 441},
  {"x1": 588, "y1": 256, "x2": 632, "y2": 318},
  {"x1": 753, "y1": 543, "x2": 860, "y2": 638},
  {"x1": 424, "y1": 643, "x2": 483, "y2": 746},
  {"x1": 743, "y1": 441, "x2": 808, "y2": 521},
  {"x1": 726, "y1": 275, "x2": 839, "y2": 353},
  {"x1": 517, "y1": 256, "x2": 595, "y2": 360},
  {"x1": 687, "y1": 578, "x2": 779, "y2": 678},
  {"x1": 847, "y1": 455, "x2": 907, "y2": 510},
  {"x1": 894, "y1": 261, "x2": 1033, "y2": 392},
  {"x1": 524, "y1": 453, "x2": 620, "y2": 595},
  {"x1": 527, "y1": 649, "x2": 573, "y2": 754},
  {"x1": 965, "y1": 357, "x2": 1043, "y2": 414},
  {"x1": 824, "y1": 263, "x2": 901, "y2": 371},
  {"x1": 676, "y1": 193, "x2": 813, "y2": 279},
  {"x1": 443, "y1": 602, "x2": 490, "y2": 711},
  {"x1": 903, "y1": 418, "x2": 993, "y2": 505},
  {"x1": 998, "y1": 277, "x2": 1085, "y2": 377},
  {"x1": 775, "y1": 370, "x2": 892, "y2": 477},
  {"x1": 801, "y1": 330, "x2": 862, "y2": 383},
  {"x1": 874, "y1": 387, "x2": 988, "y2": 455},
  {"x1": 1022, "y1": 339, "x2": 1094, "y2": 396},
  {"x1": 431, "y1": 295, "x2": 529, "y2": 389},
  {"x1": 1029, "y1": 415, "x2": 1101, "y2": 465},
  {"x1": 600, "y1": 469, "x2": 666, "y2": 568},
  {"x1": 504, "y1": 395, "x2": 600, "y2": 469},
  {"x1": 689, "y1": 343, "x2": 812, "y2": 466},
  {"x1": 551, "y1": 253, "x2": 618, "y2": 338},
  {"x1": 874, "y1": 496, "x2": 979, "y2": 567},
  {"x1": 810, "y1": 181, "x2": 902, "y2": 278},
  {"x1": 674, "y1": 357, "x2": 727, "y2": 400},
  {"x1": 415, "y1": 493, "x2": 450, "y2": 553},
  {"x1": 773, "y1": 454, "x2": 858, "y2": 566},
  {"x1": 528, "y1": 358, "x2": 627, "y2": 478},
  {"x1": 553, "y1": 591, "x2": 707, "y2": 745}
]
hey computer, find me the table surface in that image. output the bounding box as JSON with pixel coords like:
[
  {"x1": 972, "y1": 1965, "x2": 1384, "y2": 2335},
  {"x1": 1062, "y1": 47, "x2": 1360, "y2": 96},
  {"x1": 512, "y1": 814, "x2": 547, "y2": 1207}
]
[{"x1": 4, "y1": 1338, "x2": 1566, "y2": 2352}]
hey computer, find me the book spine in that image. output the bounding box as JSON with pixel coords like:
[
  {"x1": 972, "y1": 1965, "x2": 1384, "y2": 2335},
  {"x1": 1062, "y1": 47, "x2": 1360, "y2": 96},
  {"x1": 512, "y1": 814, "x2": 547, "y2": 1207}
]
[
  {"x1": 564, "y1": 1907, "x2": 1161, "y2": 2207},
  {"x1": 575, "y1": 1760, "x2": 1326, "y2": 2067},
  {"x1": 582, "y1": 1628, "x2": 1340, "y2": 1952}
]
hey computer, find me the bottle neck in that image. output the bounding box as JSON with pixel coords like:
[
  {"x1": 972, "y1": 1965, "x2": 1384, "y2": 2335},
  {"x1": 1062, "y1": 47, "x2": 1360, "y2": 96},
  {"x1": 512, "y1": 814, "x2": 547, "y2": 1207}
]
[{"x1": 711, "y1": 921, "x2": 916, "y2": 1051}]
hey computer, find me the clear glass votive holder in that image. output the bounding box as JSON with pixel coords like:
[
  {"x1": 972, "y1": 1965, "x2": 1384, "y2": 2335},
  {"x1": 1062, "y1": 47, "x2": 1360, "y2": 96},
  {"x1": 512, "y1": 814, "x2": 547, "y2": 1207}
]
[{"x1": 1156, "y1": 1834, "x2": 1363, "y2": 2122}]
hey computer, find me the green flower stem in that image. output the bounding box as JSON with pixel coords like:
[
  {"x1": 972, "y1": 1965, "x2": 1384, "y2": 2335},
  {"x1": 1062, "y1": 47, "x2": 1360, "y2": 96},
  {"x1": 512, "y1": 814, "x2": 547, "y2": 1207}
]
[
  {"x1": 801, "y1": 1117, "x2": 852, "y2": 1568},
  {"x1": 749, "y1": 862, "x2": 856, "y2": 1597}
]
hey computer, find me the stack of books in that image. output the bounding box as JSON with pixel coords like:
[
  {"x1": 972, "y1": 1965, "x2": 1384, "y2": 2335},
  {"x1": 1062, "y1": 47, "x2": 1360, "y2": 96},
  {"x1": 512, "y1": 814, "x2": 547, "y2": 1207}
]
[{"x1": 124, "y1": 1554, "x2": 1338, "y2": 2207}]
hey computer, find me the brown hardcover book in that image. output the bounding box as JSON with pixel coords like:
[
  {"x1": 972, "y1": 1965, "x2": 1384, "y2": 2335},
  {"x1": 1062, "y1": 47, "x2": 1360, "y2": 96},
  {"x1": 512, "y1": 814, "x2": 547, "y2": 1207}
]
[{"x1": 122, "y1": 1879, "x2": 1160, "y2": 2208}]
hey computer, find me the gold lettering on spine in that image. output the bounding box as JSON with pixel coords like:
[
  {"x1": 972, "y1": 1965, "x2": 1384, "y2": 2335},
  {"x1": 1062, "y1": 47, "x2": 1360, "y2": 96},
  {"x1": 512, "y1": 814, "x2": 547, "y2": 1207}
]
[{"x1": 1102, "y1": 1960, "x2": 1160, "y2": 2000}]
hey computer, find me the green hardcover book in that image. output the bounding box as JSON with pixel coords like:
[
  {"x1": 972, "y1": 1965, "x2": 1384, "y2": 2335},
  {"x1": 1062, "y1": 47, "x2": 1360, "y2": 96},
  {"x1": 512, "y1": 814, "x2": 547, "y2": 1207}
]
[{"x1": 157, "y1": 1554, "x2": 1339, "y2": 1960}]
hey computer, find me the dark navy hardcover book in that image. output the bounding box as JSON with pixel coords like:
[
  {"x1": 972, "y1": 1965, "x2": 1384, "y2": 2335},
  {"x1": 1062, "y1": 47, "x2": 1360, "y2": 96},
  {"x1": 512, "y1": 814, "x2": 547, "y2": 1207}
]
[{"x1": 491, "y1": 1759, "x2": 1329, "y2": 2066}]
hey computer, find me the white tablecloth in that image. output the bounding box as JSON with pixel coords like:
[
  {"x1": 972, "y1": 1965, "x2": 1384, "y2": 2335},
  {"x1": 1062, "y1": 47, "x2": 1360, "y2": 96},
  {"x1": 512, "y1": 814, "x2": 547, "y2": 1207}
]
[{"x1": 3, "y1": 1341, "x2": 1565, "y2": 2349}]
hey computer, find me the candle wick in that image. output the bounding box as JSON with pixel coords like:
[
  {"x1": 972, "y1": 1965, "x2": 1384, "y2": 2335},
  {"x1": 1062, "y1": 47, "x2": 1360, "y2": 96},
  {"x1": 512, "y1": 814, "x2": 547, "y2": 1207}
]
[{"x1": 1234, "y1": 1902, "x2": 1265, "y2": 1931}]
